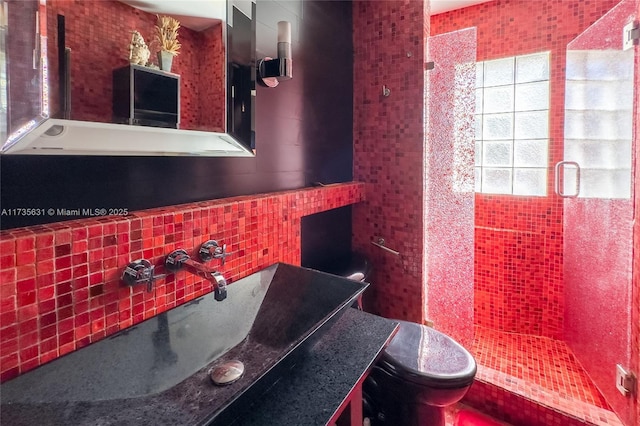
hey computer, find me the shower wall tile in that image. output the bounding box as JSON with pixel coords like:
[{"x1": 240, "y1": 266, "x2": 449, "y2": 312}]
[
  {"x1": 474, "y1": 196, "x2": 563, "y2": 338},
  {"x1": 432, "y1": 0, "x2": 619, "y2": 340},
  {"x1": 352, "y1": 0, "x2": 430, "y2": 323},
  {"x1": 0, "y1": 183, "x2": 364, "y2": 382}
]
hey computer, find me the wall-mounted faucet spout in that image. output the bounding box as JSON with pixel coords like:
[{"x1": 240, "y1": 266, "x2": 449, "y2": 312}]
[{"x1": 165, "y1": 249, "x2": 228, "y2": 301}]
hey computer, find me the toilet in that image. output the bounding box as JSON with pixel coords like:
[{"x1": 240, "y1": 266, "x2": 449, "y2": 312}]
[
  {"x1": 325, "y1": 253, "x2": 477, "y2": 426},
  {"x1": 363, "y1": 320, "x2": 476, "y2": 426}
]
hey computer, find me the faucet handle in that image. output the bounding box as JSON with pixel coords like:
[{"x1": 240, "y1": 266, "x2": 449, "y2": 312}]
[
  {"x1": 165, "y1": 249, "x2": 190, "y2": 272},
  {"x1": 199, "y1": 240, "x2": 229, "y2": 265},
  {"x1": 215, "y1": 244, "x2": 229, "y2": 266},
  {"x1": 122, "y1": 259, "x2": 166, "y2": 292}
]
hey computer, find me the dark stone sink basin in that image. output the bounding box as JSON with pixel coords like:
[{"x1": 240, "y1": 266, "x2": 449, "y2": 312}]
[{"x1": 0, "y1": 263, "x2": 367, "y2": 425}]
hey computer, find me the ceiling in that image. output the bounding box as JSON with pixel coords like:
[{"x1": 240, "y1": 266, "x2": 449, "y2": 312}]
[
  {"x1": 119, "y1": 0, "x2": 495, "y2": 26},
  {"x1": 116, "y1": 0, "x2": 493, "y2": 31},
  {"x1": 430, "y1": 0, "x2": 493, "y2": 15},
  {"x1": 117, "y1": 0, "x2": 226, "y2": 31}
]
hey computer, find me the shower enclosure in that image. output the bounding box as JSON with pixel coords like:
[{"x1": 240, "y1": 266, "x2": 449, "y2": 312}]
[{"x1": 427, "y1": 0, "x2": 637, "y2": 424}]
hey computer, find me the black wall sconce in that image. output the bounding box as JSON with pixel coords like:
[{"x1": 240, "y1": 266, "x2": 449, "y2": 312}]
[{"x1": 257, "y1": 21, "x2": 292, "y2": 88}]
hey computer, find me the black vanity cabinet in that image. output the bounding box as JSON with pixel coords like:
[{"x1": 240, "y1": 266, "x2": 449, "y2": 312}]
[{"x1": 112, "y1": 65, "x2": 180, "y2": 129}]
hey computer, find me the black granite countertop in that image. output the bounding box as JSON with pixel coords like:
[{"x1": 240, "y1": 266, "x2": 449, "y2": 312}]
[
  {"x1": 230, "y1": 308, "x2": 398, "y2": 425},
  {"x1": 1, "y1": 292, "x2": 397, "y2": 426}
]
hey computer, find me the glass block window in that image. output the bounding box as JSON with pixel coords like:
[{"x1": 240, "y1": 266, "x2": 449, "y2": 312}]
[
  {"x1": 475, "y1": 52, "x2": 550, "y2": 196},
  {"x1": 564, "y1": 49, "x2": 633, "y2": 199}
]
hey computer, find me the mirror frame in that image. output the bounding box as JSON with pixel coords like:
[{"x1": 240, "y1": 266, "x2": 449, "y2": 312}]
[{"x1": 0, "y1": 0, "x2": 255, "y2": 157}]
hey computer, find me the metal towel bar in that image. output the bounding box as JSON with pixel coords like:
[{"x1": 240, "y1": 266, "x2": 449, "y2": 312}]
[{"x1": 371, "y1": 238, "x2": 400, "y2": 256}]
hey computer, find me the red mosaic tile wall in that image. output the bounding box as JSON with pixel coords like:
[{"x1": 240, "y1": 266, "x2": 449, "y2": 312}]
[
  {"x1": 0, "y1": 183, "x2": 364, "y2": 382},
  {"x1": 46, "y1": 0, "x2": 225, "y2": 131},
  {"x1": 471, "y1": 198, "x2": 564, "y2": 339},
  {"x1": 196, "y1": 24, "x2": 225, "y2": 132},
  {"x1": 431, "y1": 0, "x2": 619, "y2": 340},
  {"x1": 173, "y1": 22, "x2": 225, "y2": 132},
  {"x1": 352, "y1": 0, "x2": 429, "y2": 323}
]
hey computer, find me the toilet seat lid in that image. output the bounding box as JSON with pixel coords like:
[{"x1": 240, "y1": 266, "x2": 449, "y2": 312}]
[{"x1": 380, "y1": 320, "x2": 476, "y2": 389}]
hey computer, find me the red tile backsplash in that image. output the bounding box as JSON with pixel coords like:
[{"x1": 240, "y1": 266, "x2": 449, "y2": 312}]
[{"x1": 0, "y1": 183, "x2": 364, "y2": 382}]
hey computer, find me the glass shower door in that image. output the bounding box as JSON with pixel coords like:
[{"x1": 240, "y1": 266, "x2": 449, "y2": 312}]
[
  {"x1": 561, "y1": 0, "x2": 636, "y2": 424},
  {"x1": 426, "y1": 28, "x2": 476, "y2": 349}
]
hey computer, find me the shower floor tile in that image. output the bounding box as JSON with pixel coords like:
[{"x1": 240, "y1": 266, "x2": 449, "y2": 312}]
[{"x1": 472, "y1": 326, "x2": 609, "y2": 409}]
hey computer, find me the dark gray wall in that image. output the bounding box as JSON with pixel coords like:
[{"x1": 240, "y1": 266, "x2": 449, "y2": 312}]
[
  {"x1": 0, "y1": 0, "x2": 353, "y2": 230},
  {"x1": 301, "y1": 206, "x2": 352, "y2": 272}
]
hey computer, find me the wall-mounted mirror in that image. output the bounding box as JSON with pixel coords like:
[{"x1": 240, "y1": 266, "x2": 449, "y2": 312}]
[{"x1": 0, "y1": 0, "x2": 255, "y2": 156}]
